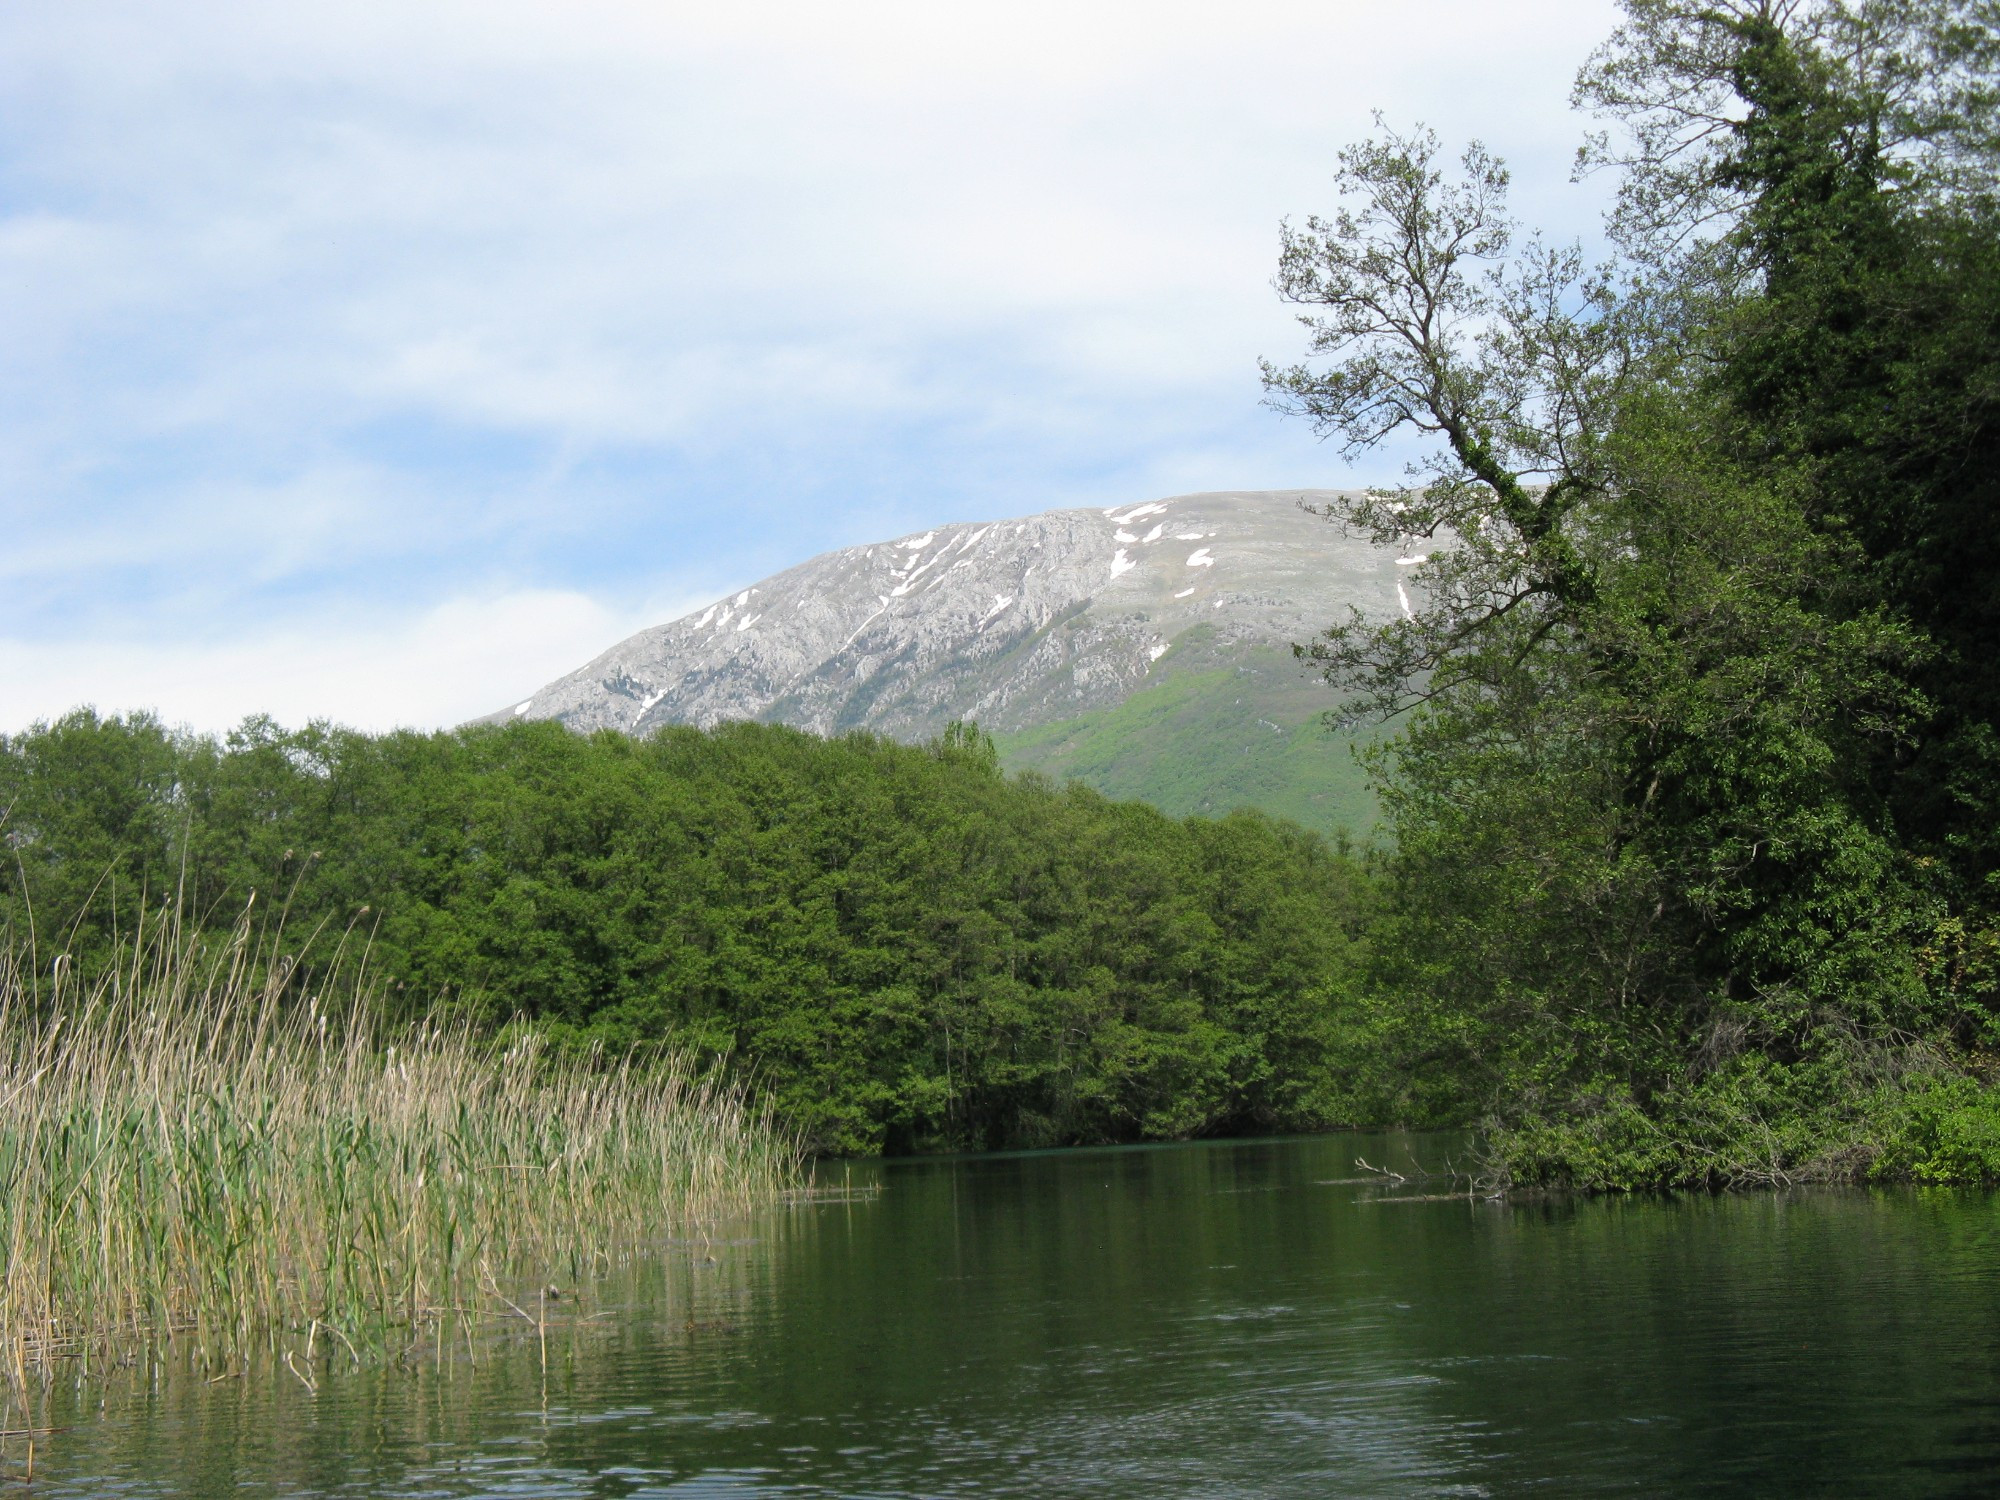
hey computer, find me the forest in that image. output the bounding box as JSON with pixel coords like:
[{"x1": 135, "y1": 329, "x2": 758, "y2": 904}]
[{"x1": 0, "y1": 713, "x2": 1375, "y2": 1156}]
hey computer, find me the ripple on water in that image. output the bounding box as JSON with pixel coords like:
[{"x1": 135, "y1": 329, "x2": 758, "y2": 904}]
[{"x1": 17, "y1": 1136, "x2": 2000, "y2": 1498}]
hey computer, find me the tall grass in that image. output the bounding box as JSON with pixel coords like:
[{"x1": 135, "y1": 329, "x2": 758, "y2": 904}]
[{"x1": 0, "y1": 900, "x2": 800, "y2": 1387}]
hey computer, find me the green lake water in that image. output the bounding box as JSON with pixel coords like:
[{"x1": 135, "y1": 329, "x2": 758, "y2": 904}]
[{"x1": 16, "y1": 1131, "x2": 2000, "y2": 1497}]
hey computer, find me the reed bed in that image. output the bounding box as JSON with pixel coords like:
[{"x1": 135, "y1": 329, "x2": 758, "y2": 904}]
[{"x1": 0, "y1": 905, "x2": 800, "y2": 1387}]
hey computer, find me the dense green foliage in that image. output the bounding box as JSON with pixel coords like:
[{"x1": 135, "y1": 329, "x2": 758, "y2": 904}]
[
  {"x1": 0, "y1": 713, "x2": 1375, "y2": 1155},
  {"x1": 1267, "y1": 0, "x2": 2000, "y2": 1186}
]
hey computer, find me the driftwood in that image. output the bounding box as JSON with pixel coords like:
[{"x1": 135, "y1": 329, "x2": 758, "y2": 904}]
[{"x1": 1353, "y1": 1153, "x2": 1508, "y2": 1201}]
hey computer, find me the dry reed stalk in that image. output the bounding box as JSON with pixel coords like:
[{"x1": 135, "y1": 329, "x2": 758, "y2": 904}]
[{"x1": 0, "y1": 900, "x2": 799, "y2": 1387}]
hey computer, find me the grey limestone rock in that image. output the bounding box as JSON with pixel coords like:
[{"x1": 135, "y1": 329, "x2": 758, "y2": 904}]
[{"x1": 481, "y1": 490, "x2": 1413, "y2": 741}]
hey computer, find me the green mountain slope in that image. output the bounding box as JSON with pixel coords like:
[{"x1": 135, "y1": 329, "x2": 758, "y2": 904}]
[{"x1": 992, "y1": 644, "x2": 1381, "y2": 839}]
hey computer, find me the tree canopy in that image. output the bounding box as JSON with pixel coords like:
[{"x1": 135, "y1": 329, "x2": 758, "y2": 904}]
[
  {"x1": 0, "y1": 712, "x2": 1378, "y2": 1156},
  {"x1": 1266, "y1": 0, "x2": 2000, "y2": 1186}
]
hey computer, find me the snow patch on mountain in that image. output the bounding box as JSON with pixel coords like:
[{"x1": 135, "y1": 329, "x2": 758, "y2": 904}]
[{"x1": 478, "y1": 490, "x2": 1409, "y2": 742}]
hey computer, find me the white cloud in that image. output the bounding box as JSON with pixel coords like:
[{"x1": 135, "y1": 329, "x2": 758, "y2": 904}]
[{"x1": 0, "y1": 589, "x2": 689, "y2": 736}]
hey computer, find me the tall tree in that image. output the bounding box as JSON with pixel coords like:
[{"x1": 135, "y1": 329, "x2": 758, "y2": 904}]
[{"x1": 1268, "y1": 0, "x2": 2000, "y2": 1183}]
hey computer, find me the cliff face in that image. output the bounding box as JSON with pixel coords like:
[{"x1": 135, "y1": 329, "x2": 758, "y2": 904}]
[{"x1": 486, "y1": 490, "x2": 1408, "y2": 744}]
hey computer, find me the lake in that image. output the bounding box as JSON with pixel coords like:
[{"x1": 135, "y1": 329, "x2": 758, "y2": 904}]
[{"x1": 15, "y1": 1131, "x2": 2000, "y2": 1496}]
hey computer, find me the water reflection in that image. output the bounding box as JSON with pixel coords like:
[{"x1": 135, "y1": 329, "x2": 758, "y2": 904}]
[{"x1": 15, "y1": 1133, "x2": 2000, "y2": 1497}]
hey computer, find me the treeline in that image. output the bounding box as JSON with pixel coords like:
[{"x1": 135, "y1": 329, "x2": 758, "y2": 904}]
[
  {"x1": 0, "y1": 712, "x2": 1375, "y2": 1154},
  {"x1": 1265, "y1": 0, "x2": 2000, "y2": 1186}
]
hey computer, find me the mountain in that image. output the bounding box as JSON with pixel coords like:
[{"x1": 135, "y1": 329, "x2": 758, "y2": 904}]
[{"x1": 483, "y1": 490, "x2": 1412, "y2": 834}]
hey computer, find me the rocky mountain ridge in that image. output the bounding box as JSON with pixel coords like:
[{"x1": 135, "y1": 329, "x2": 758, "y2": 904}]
[{"x1": 485, "y1": 490, "x2": 1411, "y2": 751}]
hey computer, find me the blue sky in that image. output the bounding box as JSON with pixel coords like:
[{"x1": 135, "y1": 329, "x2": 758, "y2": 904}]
[{"x1": 1, "y1": 0, "x2": 1619, "y2": 732}]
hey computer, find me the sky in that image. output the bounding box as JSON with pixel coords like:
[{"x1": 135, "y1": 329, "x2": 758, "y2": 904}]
[{"x1": 0, "y1": 0, "x2": 1623, "y2": 734}]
